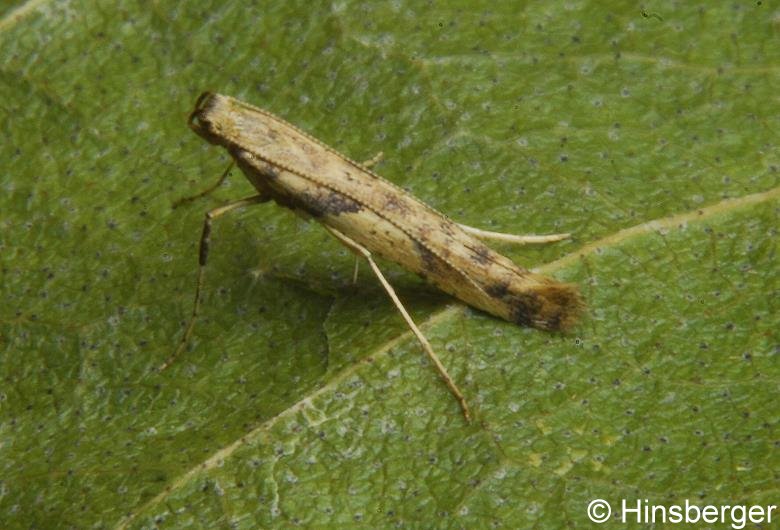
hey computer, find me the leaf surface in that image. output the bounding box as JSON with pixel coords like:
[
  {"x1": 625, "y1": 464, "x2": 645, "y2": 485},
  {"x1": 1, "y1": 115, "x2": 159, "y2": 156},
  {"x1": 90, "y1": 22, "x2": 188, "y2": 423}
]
[{"x1": 0, "y1": 1, "x2": 777, "y2": 528}]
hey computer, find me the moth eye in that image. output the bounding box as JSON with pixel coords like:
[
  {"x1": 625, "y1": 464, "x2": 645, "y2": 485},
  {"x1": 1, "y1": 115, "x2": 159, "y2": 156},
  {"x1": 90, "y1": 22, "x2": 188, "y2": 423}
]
[{"x1": 188, "y1": 110, "x2": 206, "y2": 130}]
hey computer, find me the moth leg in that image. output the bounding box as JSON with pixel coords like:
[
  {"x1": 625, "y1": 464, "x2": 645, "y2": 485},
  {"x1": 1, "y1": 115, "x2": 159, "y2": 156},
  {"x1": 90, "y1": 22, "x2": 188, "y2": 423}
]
[
  {"x1": 172, "y1": 161, "x2": 235, "y2": 209},
  {"x1": 361, "y1": 151, "x2": 384, "y2": 169},
  {"x1": 351, "y1": 257, "x2": 360, "y2": 285},
  {"x1": 457, "y1": 223, "x2": 570, "y2": 244},
  {"x1": 324, "y1": 225, "x2": 472, "y2": 422},
  {"x1": 160, "y1": 194, "x2": 270, "y2": 371}
]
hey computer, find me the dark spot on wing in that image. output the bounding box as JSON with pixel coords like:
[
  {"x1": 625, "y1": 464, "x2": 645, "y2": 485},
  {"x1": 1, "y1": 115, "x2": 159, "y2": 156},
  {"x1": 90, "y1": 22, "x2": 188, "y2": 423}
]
[
  {"x1": 383, "y1": 192, "x2": 411, "y2": 215},
  {"x1": 485, "y1": 281, "x2": 509, "y2": 298},
  {"x1": 414, "y1": 240, "x2": 439, "y2": 273},
  {"x1": 507, "y1": 283, "x2": 582, "y2": 331},
  {"x1": 439, "y1": 220, "x2": 456, "y2": 237},
  {"x1": 510, "y1": 292, "x2": 543, "y2": 327},
  {"x1": 417, "y1": 224, "x2": 432, "y2": 241},
  {"x1": 470, "y1": 245, "x2": 493, "y2": 265},
  {"x1": 294, "y1": 190, "x2": 363, "y2": 217}
]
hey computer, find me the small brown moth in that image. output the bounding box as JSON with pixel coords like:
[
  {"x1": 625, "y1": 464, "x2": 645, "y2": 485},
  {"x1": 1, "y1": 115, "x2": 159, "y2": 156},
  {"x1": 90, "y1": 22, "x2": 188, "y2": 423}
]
[{"x1": 166, "y1": 92, "x2": 583, "y2": 421}]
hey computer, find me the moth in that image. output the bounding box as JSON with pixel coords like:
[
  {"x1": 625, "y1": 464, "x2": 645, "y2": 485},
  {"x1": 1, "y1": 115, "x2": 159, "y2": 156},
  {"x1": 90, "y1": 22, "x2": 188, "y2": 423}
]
[{"x1": 166, "y1": 92, "x2": 583, "y2": 421}]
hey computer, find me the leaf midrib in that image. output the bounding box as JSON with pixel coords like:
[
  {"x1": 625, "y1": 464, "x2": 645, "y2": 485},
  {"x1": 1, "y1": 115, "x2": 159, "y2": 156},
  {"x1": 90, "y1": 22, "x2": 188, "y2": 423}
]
[{"x1": 115, "y1": 185, "x2": 780, "y2": 529}]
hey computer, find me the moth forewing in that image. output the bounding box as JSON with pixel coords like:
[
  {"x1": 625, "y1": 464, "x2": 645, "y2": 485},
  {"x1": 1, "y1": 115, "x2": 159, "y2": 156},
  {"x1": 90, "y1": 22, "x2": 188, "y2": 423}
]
[
  {"x1": 190, "y1": 93, "x2": 582, "y2": 328},
  {"x1": 177, "y1": 92, "x2": 584, "y2": 420}
]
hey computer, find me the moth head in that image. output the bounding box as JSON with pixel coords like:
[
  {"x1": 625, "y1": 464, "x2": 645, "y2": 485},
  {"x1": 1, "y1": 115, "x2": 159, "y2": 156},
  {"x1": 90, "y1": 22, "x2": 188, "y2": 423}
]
[{"x1": 188, "y1": 92, "x2": 230, "y2": 146}]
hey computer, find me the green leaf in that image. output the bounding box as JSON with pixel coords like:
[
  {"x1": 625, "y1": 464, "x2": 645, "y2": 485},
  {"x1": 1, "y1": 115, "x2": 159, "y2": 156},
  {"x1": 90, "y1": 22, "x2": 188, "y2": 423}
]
[{"x1": 1, "y1": 1, "x2": 776, "y2": 529}]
